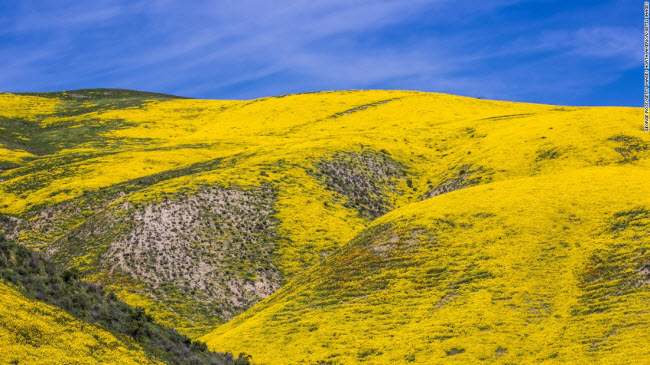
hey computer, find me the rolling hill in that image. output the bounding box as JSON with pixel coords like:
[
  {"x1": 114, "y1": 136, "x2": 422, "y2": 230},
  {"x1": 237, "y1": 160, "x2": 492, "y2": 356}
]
[
  {"x1": 0, "y1": 88, "x2": 647, "y2": 363},
  {"x1": 203, "y1": 165, "x2": 650, "y2": 364}
]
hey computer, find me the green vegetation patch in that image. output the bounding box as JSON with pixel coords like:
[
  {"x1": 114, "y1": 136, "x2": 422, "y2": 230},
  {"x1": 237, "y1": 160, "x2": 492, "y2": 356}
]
[
  {"x1": 608, "y1": 135, "x2": 649, "y2": 163},
  {"x1": 420, "y1": 164, "x2": 489, "y2": 200},
  {"x1": 608, "y1": 207, "x2": 650, "y2": 233},
  {"x1": 0, "y1": 115, "x2": 143, "y2": 156},
  {"x1": 17, "y1": 88, "x2": 186, "y2": 100},
  {"x1": 0, "y1": 240, "x2": 248, "y2": 365},
  {"x1": 310, "y1": 222, "x2": 442, "y2": 305},
  {"x1": 536, "y1": 147, "x2": 562, "y2": 161},
  {"x1": 0, "y1": 89, "x2": 188, "y2": 159},
  {"x1": 315, "y1": 150, "x2": 408, "y2": 220},
  {"x1": 329, "y1": 98, "x2": 398, "y2": 118},
  {"x1": 575, "y1": 248, "x2": 640, "y2": 316}
]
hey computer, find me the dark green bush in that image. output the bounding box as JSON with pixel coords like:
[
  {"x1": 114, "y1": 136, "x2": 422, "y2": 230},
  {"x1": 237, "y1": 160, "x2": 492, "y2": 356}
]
[{"x1": 0, "y1": 240, "x2": 250, "y2": 365}]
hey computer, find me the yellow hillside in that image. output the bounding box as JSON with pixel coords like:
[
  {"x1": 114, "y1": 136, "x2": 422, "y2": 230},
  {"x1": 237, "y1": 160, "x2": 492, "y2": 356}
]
[
  {"x1": 203, "y1": 165, "x2": 650, "y2": 364},
  {"x1": 1, "y1": 89, "x2": 647, "y2": 337},
  {"x1": 0, "y1": 281, "x2": 156, "y2": 364}
]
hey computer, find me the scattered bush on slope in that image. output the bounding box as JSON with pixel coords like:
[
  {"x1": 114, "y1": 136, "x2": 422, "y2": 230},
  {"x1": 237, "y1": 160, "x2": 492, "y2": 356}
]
[
  {"x1": 0, "y1": 239, "x2": 250, "y2": 365},
  {"x1": 315, "y1": 150, "x2": 408, "y2": 220},
  {"x1": 0, "y1": 280, "x2": 156, "y2": 364}
]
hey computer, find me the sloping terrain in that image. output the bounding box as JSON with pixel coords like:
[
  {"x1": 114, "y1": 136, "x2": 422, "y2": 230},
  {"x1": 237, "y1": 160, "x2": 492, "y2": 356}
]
[
  {"x1": 0, "y1": 279, "x2": 155, "y2": 364},
  {"x1": 203, "y1": 166, "x2": 650, "y2": 364},
  {"x1": 0, "y1": 87, "x2": 646, "y2": 360},
  {"x1": 0, "y1": 240, "x2": 249, "y2": 364}
]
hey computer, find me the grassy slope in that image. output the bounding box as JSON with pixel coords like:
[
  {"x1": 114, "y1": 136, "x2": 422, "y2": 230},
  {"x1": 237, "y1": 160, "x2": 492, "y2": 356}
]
[
  {"x1": 0, "y1": 240, "x2": 249, "y2": 365},
  {"x1": 0, "y1": 89, "x2": 646, "y2": 340},
  {"x1": 0, "y1": 280, "x2": 156, "y2": 364},
  {"x1": 203, "y1": 166, "x2": 650, "y2": 364}
]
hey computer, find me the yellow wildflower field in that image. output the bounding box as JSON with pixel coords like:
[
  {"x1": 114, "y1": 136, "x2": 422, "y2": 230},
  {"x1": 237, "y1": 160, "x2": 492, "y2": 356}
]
[
  {"x1": 0, "y1": 281, "x2": 156, "y2": 364},
  {"x1": 1, "y1": 89, "x2": 647, "y2": 361}
]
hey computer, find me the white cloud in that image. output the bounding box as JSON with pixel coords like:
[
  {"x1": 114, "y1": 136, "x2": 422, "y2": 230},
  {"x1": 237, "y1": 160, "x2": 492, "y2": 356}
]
[{"x1": 0, "y1": 0, "x2": 638, "y2": 105}]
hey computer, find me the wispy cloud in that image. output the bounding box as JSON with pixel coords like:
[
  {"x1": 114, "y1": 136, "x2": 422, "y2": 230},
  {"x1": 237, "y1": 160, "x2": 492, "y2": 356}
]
[
  {"x1": 0, "y1": 0, "x2": 638, "y2": 106},
  {"x1": 550, "y1": 27, "x2": 637, "y2": 64},
  {"x1": 3, "y1": 1, "x2": 126, "y2": 34}
]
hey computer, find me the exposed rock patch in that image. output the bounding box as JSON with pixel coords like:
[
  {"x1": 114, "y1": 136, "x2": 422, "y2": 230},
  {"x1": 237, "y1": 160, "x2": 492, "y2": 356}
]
[{"x1": 102, "y1": 186, "x2": 281, "y2": 320}]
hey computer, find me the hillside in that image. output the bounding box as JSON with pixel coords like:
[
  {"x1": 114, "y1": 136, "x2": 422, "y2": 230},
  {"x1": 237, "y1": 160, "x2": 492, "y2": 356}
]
[
  {"x1": 0, "y1": 88, "x2": 647, "y2": 362},
  {"x1": 203, "y1": 165, "x2": 650, "y2": 364},
  {"x1": 0, "y1": 279, "x2": 155, "y2": 364},
  {"x1": 0, "y1": 239, "x2": 249, "y2": 364}
]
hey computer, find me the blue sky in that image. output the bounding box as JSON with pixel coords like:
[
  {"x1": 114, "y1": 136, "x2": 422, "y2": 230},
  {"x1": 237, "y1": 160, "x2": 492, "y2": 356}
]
[{"x1": 0, "y1": 0, "x2": 638, "y2": 106}]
